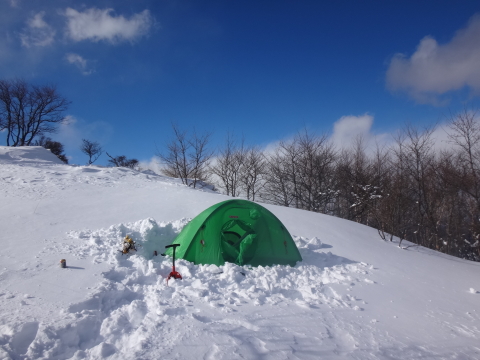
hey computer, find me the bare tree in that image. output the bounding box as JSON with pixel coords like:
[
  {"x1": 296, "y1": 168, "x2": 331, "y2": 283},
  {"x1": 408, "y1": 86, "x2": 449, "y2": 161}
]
[
  {"x1": 262, "y1": 129, "x2": 337, "y2": 211},
  {"x1": 209, "y1": 133, "x2": 246, "y2": 197},
  {"x1": 366, "y1": 142, "x2": 396, "y2": 240},
  {"x1": 447, "y1": 110, "x2": 480, "y2": 211},
  {"x1": 106, "y1": 152, "x2": 139, "y2": 170},
  {"x1": 295, "y1": 130, "x2": 337, "y2": 212},
  {"x1": 80, "y1": 139, "x2": 103, "y2": 165},
  {"x1": 262, "y1": 147, "x2": 297, "y2": 207},
  {"x1": 267, "y1": 137, "x2": 302, "y2": 207},
  {"x1": 402, "y1": 125, "x2": 440, "y2": 248},
  {"x1": 444, "y1": 110, "x2": 480, "y2": 258},
  {"x1": 0, "y1": 79, "x2": 70, "y2": 146},
  {"x1": 385, "y1": 131, "x2": 415, "y2": 245},
  {"x1": 436, "y1": 150, "x2": 468, "y2": 256},
  {"x1": 159, "y1": 125, "x2": 189, "y2": 181},
  {"x1": 335, "y1": 136, "x2": 384, "y2": 223},
  {"x1": 188, "y1": 129, "x2": 214, "y2": 188},
  {"x1": 239, "y1": 147, "x2": 266, "y2": 201},
  {"x1": 157, "y1": 124, "x2": 213, "y2": 188}
]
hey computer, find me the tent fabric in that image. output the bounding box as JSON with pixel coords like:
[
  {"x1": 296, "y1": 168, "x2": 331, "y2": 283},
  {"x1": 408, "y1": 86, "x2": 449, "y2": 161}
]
[{"x1": 165, "y1": 199, "x2": 302, "y2": 267}]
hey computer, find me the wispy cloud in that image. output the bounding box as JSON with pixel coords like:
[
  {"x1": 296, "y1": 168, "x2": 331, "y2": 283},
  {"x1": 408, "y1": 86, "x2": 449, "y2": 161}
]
[
  {"x1": 20, "y1": 11, "x2": 56, "y2": 47},
  {"x1": 386, "y1": 14, "x2": 480, "y2": 104},
  {"x1": 64, "y1": 8, "x2": 153, "y2": 43},
  {"x1": 65, "y1": 53, "x2": 93, "y2": 75}
]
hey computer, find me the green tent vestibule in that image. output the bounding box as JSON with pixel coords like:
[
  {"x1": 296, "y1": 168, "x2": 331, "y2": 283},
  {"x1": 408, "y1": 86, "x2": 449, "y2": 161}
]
[{"x1": 165, "y1": 199, "x2": 302, "y2": 267}]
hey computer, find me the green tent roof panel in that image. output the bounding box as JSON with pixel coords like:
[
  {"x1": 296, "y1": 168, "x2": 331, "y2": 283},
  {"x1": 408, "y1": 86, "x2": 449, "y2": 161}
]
[{"x1": 165, "y1": 199, "x2": 302, "y2": 267}]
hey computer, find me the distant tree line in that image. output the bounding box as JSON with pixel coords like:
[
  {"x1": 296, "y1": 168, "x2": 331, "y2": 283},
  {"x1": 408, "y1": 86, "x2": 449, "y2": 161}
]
[
  {"x1": 2, "y1": 79, "x2": 479, "y2": 261},
  {"x1": 159, "y1": 113, "x2": 480, "y2": 262}
]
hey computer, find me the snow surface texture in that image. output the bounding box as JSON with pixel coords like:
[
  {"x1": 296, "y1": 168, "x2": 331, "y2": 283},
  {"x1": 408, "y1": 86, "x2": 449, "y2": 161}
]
[{"x1": 1, "y1": 146, "x2": 480, "y2": 359}]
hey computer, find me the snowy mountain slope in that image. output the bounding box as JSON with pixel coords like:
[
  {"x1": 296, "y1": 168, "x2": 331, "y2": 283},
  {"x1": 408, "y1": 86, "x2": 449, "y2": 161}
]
[{"x1": 0, "y1": 146, "x2": 479, "y2": 360}]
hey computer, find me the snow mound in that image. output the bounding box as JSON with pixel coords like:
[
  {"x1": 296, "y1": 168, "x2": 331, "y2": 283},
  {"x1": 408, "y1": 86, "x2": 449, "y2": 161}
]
[
  {"x1": 2, "y1": 150, "x2": 480, "y2": 359},
  {"x1": 3, "y1": 219, "x2": 373, "y2": 359},
  {"x1": 0, "y1": 146, "x2": 64, "y2": 165}
]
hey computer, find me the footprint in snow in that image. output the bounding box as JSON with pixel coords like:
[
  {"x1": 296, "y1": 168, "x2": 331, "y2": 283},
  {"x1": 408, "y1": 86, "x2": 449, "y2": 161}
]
[
  {"x1": 10, "y1": 322, "x2": 39, "y2": 356},
  {"x1": 191, "y1": 313, "x2": 211, "y2": 323}
]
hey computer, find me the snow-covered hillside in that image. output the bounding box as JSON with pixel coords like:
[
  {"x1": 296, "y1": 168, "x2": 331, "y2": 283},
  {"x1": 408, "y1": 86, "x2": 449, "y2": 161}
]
[{"x1": 1, "y1": 146, "x2": 479, "y2": 360}]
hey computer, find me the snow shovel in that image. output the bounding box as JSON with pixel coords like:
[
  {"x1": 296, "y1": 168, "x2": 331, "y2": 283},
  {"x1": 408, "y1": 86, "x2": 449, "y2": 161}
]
[{"x1": 162, "y1": 244, "x2": 182, "y2": 284}]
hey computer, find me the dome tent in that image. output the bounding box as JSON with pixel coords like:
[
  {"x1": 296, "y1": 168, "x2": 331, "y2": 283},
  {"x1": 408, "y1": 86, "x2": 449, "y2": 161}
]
[{"x1": 165, "y1": 199, "x2": 302, "y2": 267}]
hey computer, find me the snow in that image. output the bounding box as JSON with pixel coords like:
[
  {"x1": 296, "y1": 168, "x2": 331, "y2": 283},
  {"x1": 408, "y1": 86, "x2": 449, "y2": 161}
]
[{"x1": 1, "y1": 146, "x2": 480, "y2": 359}]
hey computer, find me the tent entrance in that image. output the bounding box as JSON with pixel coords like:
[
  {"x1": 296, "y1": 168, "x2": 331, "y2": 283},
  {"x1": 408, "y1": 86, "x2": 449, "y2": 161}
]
[{"x1": 221, "y1": 219, "x2": 257, "y2": 265}]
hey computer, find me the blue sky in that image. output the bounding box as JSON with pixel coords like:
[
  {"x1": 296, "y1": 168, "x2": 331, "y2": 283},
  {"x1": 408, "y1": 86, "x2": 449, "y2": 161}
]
[{"x1": 1, "y1": 0, "x2": 480, "y2": 166}]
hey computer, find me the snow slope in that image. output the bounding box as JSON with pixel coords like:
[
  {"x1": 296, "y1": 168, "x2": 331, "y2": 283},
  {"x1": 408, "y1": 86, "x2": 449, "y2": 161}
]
[{"x1": 1, "y1": 146, "x2": 479, "y2": 360}]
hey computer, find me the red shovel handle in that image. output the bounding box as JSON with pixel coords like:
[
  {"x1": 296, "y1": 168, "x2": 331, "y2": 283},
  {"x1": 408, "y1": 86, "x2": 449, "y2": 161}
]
[{"x1": 165, "y1": 244, "x2": 182, "y2": 285}]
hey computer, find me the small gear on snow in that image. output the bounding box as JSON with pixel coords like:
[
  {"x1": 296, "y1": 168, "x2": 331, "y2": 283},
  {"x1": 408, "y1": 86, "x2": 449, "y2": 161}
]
[
  {"x1": 120, "y1": 235, "x2": 137, "y2": 255},
  {"x1": 161, "y1": 244, "x2": 182, "y2": 284}
]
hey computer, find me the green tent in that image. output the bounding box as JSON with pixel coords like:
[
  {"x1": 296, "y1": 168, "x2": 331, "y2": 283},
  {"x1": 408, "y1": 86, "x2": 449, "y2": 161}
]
[{"x1": 165, "y1": 199, "x2": 302, "y2": 267}]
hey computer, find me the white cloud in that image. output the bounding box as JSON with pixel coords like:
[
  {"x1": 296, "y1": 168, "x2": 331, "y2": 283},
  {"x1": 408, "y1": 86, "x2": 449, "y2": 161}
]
[
  {"x1": 20, "y1": 11, "x2": 56, "y2": 47},
  {"x1": 386, "y1": 14, "x2": 480, "y2": 104},
  {"x1": 9, "y1": 0, "x2": 20, "y2": 8},
  {"x1": 64, "y1": 7, "x2": 153, "y2": 43},
  {"x1": 331, "y1": 114, "x2": 375, "y2": 148},
  {"x1": 66, "y1": 53, "x2": 93, "y2": 75}
]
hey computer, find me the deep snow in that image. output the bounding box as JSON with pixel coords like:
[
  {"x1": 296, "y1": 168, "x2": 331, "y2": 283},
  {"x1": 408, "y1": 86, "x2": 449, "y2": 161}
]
[{"x1": 1, "y1": 146, "x2": 480, "y2": 360}]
